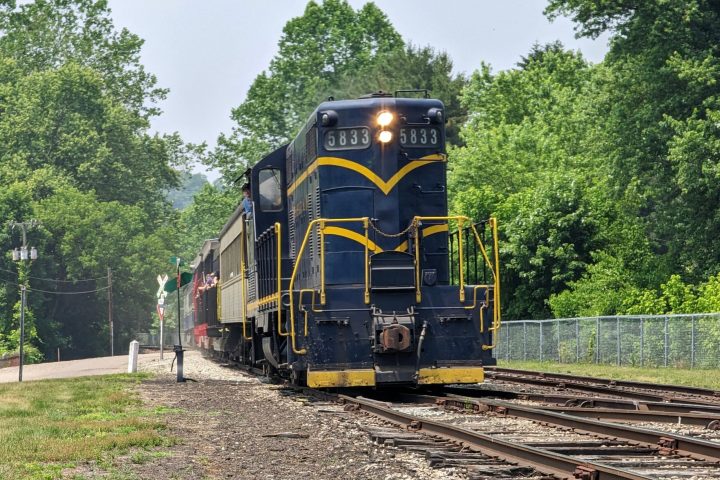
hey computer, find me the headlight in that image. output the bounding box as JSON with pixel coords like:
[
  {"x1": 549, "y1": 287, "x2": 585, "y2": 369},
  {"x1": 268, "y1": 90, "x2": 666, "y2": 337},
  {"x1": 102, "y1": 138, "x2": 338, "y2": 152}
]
[
  {"x1": 320, "y1": 110, "x2": 338, "y2": 126},
  {"x1": 377, "y1": 111, "x2": 394, "y2": 127},
  {"x1": 378, "y1": 130, "x2": 393, "y2": 143},
  {"x1": 427, "y1": 107, "x2": 444, "y2": 124}
]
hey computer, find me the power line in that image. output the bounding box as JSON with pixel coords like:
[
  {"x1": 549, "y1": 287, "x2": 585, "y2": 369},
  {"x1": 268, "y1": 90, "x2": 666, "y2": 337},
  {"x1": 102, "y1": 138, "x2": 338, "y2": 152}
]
[
  {"x1": 28, "y1": 285, "x2": 111, "y2": 295},
  {"x1": 0, "y1": 276, "x2": 110, "y2": 294},
  {"x1": 0, "y1": 265, "x2": 108, "y2": 283},
  {"x1": 0, "y1": 276, "x2": 21, "y2": 288}
]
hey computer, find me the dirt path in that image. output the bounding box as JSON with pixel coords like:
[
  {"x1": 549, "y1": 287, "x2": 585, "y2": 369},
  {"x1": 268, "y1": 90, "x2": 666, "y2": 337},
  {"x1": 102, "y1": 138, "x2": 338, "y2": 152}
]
[{"x1": 0, "y1": 352, "x2": 163, "y2": 383}]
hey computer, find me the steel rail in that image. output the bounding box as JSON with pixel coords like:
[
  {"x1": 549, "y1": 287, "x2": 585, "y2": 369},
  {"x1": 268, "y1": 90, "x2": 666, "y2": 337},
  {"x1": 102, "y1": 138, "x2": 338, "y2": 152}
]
[
  {"x1": 445, "y1": 385, "x2": 639, "y2": 404},
  {"x1": 486, "y1": 371, "x2": 669, "y2": 401},
  {"x1": 339, "y1": 394, "x2": 651, "y2": 480},
  {"x1": 485, "y1": 370, "x2": 720, "y2": 405},
  {"x1": 564, "y1": 399, "x2": 720, "y2": 416},
  {"x1": 538, "y1": 406, "x2": 720, "y2": 428},
  {"x1": 442, "y1": 396, "x2": 720, "y2": 428},
  {"x1": 487, "y1": 367, "x2": 720, "y2": 398},
  {"x1": 439, "y1": 397, "x2": 720, "y2": 462},
  {"x1": 444, "y1": 386, "x2": 720, "y2": 415}
]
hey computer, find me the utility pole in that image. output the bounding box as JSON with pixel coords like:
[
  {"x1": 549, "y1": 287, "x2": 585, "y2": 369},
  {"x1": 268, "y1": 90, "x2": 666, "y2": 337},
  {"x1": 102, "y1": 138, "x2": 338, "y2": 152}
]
[
  {"x1": 108, "y1": 267, "x2": 113, "y2": 356},
  {"x1": 19, "y1": 284, "x2": 26, "y2": 382},
  {"x1": 9, "y1": 220, "x2": 40, "y2": 383}
]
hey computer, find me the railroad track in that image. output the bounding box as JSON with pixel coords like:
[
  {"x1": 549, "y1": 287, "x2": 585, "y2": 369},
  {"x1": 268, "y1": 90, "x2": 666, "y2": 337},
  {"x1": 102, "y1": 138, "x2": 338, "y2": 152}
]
[
  {"x1": 487, "y1": 367, "x2": 720, "y2": 398},
  {"x1": 484, "y1": 367, "x2": 720, "y2": 405},
  {"x1": 445, "y1": 384, "x2": 720, "y2": 415},
  {"x1": 445, "y1": 385, "x2": 720, "y2": 419},
  {"x1": 208, "y1": 354, "x2": 720, "y2": 478},
  {"x1": 445, "y1": 393, "x2": 720, "y2": 429},
  {"x1": 335, "y1": 392, "x2": 720, "y2": 480}
]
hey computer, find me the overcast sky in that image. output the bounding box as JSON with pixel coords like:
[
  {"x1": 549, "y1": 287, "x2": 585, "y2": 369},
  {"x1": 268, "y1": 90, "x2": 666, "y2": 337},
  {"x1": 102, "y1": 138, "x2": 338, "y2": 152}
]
[{"x1": 107, "y1": 1, "x2": 610, "y2": 179}]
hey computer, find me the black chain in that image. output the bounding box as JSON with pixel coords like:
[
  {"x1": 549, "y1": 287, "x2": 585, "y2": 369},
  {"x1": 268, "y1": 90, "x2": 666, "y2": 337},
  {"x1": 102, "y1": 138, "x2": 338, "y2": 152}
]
[{"x1": 368, "y1": 218, "x2": 417, "y2": 238}]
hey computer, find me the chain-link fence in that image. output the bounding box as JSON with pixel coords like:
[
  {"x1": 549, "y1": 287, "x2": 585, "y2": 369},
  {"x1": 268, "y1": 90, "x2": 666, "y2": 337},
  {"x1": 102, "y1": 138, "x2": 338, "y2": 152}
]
[
  {"x1": 494, "y1": 313, "x2": 720, "y2": 368},
  {"x1": 135, "y1": 331, "x2": 177, "y2": 348}
]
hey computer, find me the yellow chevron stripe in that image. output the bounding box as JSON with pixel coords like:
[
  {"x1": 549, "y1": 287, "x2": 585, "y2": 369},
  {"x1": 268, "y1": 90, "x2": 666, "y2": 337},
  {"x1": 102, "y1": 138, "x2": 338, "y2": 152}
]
[
  {"x1": 321, "y1": 223, "x2": 448, "y2": 253},
  {"x1": 323, "y1": 226, "x2": 383, "y2": 253},
  {"x1": 287, "y1": 153, "x2": 445, "y2": 196},
  {"x1": 395, "y1": 224, "x2": 449, "y2": 252}
]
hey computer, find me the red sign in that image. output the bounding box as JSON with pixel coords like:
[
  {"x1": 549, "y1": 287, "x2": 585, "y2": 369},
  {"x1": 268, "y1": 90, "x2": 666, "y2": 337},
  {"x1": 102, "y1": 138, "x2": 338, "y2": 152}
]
[{"x1": 156, "y1": 304, "x2": 165, "y2": 322}]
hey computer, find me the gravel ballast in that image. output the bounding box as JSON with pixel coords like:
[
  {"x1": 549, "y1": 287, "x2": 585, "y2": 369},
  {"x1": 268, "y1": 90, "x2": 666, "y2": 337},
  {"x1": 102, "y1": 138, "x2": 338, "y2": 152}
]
[{"x1": 122, "y1": 350, "x2": 466, "y2": 480}]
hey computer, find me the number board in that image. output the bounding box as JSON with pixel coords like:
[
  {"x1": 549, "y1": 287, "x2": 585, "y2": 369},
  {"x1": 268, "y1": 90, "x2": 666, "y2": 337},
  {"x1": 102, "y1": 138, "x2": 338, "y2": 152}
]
[
  {"x1": 324, "y1": 127, "x2": 371, "y2": 151},
  {"x1": 399, "y1": 127, "x2": 440, "y2": 148}
]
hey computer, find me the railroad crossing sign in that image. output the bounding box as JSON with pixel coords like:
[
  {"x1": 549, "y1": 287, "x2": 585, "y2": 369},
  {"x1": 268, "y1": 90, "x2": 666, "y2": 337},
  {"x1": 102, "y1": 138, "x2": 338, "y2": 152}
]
[
  {"x1": 157, "y1": 274, "x2": 168, "y2": 299},
  {"x1": 156, "y1": 274, "x2": 168, "y2": 323}
]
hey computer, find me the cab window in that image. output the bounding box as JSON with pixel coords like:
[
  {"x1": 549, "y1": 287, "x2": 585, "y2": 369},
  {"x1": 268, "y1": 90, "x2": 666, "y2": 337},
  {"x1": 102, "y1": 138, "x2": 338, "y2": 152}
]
[{"x1": 258, "y1": 168, "x2": 283, "y2": 212}]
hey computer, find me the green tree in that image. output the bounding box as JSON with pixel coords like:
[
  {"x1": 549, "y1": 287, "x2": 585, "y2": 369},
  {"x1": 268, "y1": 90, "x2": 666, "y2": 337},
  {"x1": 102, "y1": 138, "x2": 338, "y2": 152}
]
[
  {"x1": 449, "y1": 45, "x2": 604, "y2": 318},
  {"x1": 0, "y1": 0, "x2": 166, "y2": 116},
  {"x1": 0, "y1": 62, "x2": 181, "y2": 205},
  {"x1": 450, "y1": 47, "x2": 596, "y2": 205},
  {"x1": 33, "y1": 180, "x2": 177, "y2": 358},
  {"x1": 211, "y1": 0, "x2": 403, "y2": 181},
  {"x1": 0, "y1": 0, "x2": 191, "y2": 359},
  {"x1": 498, "y1": 176, "x2": 605, "y2": 319},
  {"x1": 177, "y1": 184, "x2": 240, "y2": 262},
  {"x1": 546, "y1": 0, "x2": 720, "y2": 281}
]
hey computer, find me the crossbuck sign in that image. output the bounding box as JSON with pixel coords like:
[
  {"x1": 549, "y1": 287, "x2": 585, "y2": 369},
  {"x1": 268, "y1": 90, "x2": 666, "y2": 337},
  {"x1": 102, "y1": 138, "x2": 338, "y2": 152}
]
[{"x1": 156, "y1": 274, "x2": 169, "y2": 322}]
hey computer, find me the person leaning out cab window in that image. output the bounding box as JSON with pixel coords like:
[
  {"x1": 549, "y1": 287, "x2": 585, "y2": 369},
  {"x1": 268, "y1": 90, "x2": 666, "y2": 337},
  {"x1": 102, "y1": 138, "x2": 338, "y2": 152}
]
[
  {"x1": 242, "y1": 184, "x2": 253, "y2": 216},
  {"x1": 197, "y1": 271, "x2": 217, "y2": 294}
]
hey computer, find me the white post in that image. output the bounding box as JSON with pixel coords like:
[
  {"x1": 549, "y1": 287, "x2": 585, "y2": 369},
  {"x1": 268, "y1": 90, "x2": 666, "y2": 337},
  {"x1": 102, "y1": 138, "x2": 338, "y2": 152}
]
[
  {"x1": 159, "y1": 318, "x2": 164, "y2": 360},
  {"x1": 128, "y1": 340, "x2": 140, "y2": 373}
]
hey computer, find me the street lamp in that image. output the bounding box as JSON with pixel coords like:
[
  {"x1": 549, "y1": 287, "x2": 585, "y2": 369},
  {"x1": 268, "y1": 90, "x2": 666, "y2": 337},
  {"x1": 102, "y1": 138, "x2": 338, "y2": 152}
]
[{"x1": 9, "y1": 220, "x2": 40, "y2": 383}]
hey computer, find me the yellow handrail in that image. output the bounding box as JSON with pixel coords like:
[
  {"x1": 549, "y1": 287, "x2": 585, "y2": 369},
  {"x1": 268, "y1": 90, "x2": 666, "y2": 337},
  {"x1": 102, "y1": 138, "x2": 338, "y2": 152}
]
[
  {"x1": 288, "y1": 217, "x2": 370, "y2": 355},
  {"x1": 457, "y1": 217, "x2": 466, "y2": 302},
  {"x1": 286, "y1": 215, "x2": 501, "y2": 354},
  {"x1": 412, "y1": 215, "x2": 480, "y2": 303},
  {"x1": 241, "y1": 214, "x2": 251, "y2": 340},
  {"x1": 479, "y1": 303, "x2": 486, "y2": 333},
  {"x1": 469, "y1": 224, "x2": 494, "y2": 281},
  {"x1": 414, "y1": 219, "x2": 421, "y2": 302},
  {"x1": 412, "y1": 215, "x2": 501, "y2": 348},
  {"x1": 298, "y1": 288, "x2": 324, "y2": 336},
  {"x1": 275, "y1": 222, "x2": 286, "y2": 337},
  {"x1": 363, "y1": 218, "x2": 370, "y2": 304},
  {"x1": 288, "y1": 221, "x2": 314, "y2": 354},
  {"x1": 465, "y1": 218, "x2": 501, "y2": 350},
  {"x1": 482, "y1": 217, "x2": 502, "y2": 350},
  {"x1": 319, "y1": 220, "x2": 326, "y2": 304},
  {"x1": 464, "y1": 284, "x2": 492, "y2": 311}
]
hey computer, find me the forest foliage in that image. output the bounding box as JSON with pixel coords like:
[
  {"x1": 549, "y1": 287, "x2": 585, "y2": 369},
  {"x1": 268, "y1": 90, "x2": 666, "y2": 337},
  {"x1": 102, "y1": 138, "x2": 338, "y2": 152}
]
[
  {"x1": 450, "y1": 0, "x2": 720, "y2": 319},
  {"x1": 0, "y1": 0, "x2": 193, "y2": 360},
  {"x1": 2, "y1": 0, "x2": 720, "y2": 362}
]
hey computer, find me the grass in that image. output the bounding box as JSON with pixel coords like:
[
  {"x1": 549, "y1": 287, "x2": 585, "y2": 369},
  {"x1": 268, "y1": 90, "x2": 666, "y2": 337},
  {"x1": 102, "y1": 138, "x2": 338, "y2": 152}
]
[
  {"x1": 496, "y1": 360, "x2": 720, "y2": 390},
  {"x1": 0, "y1": 373, "x2": 173, "y2": 480}
]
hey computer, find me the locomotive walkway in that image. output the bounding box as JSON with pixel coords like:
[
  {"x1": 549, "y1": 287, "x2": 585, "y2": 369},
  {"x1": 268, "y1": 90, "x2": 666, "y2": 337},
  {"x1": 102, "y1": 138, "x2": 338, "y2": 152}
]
[{"x1": 0, "y1": 352, "x2": 163, "y2": 383}]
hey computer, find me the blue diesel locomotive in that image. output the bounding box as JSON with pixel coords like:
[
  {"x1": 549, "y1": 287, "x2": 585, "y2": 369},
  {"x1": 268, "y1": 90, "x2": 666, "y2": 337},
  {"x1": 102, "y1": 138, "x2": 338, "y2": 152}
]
[{"x1": 190, "y1": 91, "x2": 501, "y2": 388}]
